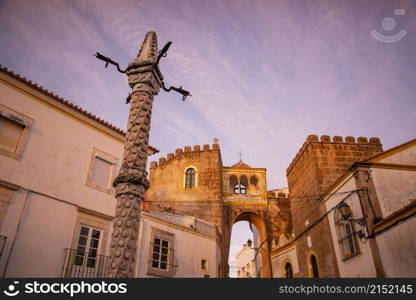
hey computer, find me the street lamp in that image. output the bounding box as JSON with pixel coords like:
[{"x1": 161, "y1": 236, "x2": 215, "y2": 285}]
[
  {"x1": 246, "y1": 239, "x2": 255, "y2": 249},
  {"x1": 336, "y1": 202, "x2": 367, "y2": 239}
]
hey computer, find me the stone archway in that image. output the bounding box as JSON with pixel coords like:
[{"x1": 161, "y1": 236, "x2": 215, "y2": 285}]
[{"x1": 232, "y1": 212, "x2": 273, "y2": 278}]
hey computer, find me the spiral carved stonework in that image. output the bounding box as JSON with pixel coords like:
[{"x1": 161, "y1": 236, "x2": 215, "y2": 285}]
[{"x1": 107, "y1": 31, "x2": 161, "y2": 278}]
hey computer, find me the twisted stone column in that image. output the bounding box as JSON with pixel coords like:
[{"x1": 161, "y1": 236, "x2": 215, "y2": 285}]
[{"x1": 107, "y1": 31, "x2": 161, "y2": 278}]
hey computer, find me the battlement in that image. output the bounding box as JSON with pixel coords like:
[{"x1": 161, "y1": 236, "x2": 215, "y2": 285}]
[
  {"x1": 286, "y1": 135, "x2": 382, "y2": 176},
  {"x1": 150, "y1": 138, "x2": 220, "y2": 169}
]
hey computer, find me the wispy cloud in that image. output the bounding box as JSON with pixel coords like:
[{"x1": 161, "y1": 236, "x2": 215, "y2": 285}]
[{"x1": 1, "y1": 0, "x2": 415, "y2": 191}]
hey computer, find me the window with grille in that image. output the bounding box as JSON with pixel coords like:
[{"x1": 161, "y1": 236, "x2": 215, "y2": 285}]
[
  {"x1": 335, "y1": 204, "x2": 360, "y2": 259},
  {"x1": 185, "y1": 168, "x2": 196, "y2": 188},
  {"x1": 74, "y1": 225, "x2": 101, "y2": 269},
  {"x1": 147, "y1": 228, "x2": 175, "y2": 277}
]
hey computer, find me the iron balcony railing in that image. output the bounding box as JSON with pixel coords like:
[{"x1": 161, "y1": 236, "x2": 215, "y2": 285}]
[
  {"x1": 61, "y1": 248, "x2": 108, "y2": 278},
  {"x1": 0, "y1": 235, "x2": 6, "y2": 259}
]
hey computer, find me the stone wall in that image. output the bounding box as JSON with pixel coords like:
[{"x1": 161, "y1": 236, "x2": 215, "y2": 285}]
[
  {"x1": 286, "y1": 135, "x2": 383, "y2": 277},
  {"x1": 145, "y1": 143, "x2": 224, "y2": 232}
]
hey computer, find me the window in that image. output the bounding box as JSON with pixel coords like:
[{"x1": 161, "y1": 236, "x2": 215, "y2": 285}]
[
  {"x1": 229, "y1": 175, "x2": 238, "y2": 194},
  {"x1": 147, "y1": 228, "x2": 175, "y2": 277},
  {"x1": 74, "y1": 225, "x2": 101, "y2": 268},
  {"x1": 0, "y1": 116, "x2": 24, "y2": 153},
  {"x1": 91, "y1": 157, "x2": 113, "y2": 187},
  {"x1": 86, "y1": 148, "x2": 118, "y2": 194},
  {"x1": 61, "y1": 210, "x2": 110, "y2": 278},
  {"x1": 335, "y1": 203, "x2": 360, "y2": 259},
  {"x1": 233, "y1": 183, "x2": 246, "y2": 194},
  {"x1": 234, "y1": 184, "x2": 240, "y2": 194},
  {"x1": 240, "y1": 184, "x2": 247, "y2": 194},
  {"x1": 309, "y1": 254, "x2": 319, "y2": 278},
  {"x1": 0, "y1": 104, "x2": 34, "y2": 160},
  {"x1": 185, "y1": 168, "x2": 196, "y2": 188},
  {"x1": 250, "y1": 175, "x2": 258, "y2": 187},
  {"x1": 284, "y1": 262, "x2": 293, "y2": 278},
  {"x1": 201, "y1": 259, "x2": 208, "y2": 271}
]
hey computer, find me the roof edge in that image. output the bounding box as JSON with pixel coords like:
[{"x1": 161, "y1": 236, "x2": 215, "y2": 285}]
[{"x1": 0, "y1": 64, "x2": 159, "y2": 154}]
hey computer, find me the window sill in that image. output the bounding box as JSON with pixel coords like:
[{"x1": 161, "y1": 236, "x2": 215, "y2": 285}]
[
  {"x1": 341, "y1": 251, "x2": 361, "y2": 261},
  {"x1": 85, "y1": 181, "x2": 113, "y2": 195},
  {"x1": 146, "y1": 270, "x2": 174, "y2": 278},
  {"x1": 0, "y1": 148, "x2": 21, "y2": 160},
  {"x1": 183, "y1": 187, "x2": 199, "y2": 191}
]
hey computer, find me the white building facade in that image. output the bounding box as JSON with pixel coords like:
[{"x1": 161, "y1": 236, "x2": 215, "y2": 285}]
[
  {"x1": 235, "y1": 243, "x2": 256, "y2": 278},
  {"x1": 323, "y1": 139, "x2": 416, "y2": 277},
  {"x1": 0, "y1": 65, "x2": 157, "y2": 277},
  {"x1": 136, "y1": 211, "x2": 222, "y2": 278}
]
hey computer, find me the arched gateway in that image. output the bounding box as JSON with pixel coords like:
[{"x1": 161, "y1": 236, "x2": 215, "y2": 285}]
[{"x1": 144, "y1": 140, "x2": 292, "y2": 277}]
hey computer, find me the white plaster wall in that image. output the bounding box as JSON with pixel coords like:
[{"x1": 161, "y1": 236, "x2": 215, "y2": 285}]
[
  {"x1": 375, "y1": 217, "x2": 416, "y2": 277},
  {"x1": 0, "y1": 189, "x2": 28, "y2": 276},
  {"x1": 324, "y1": 178, "x2": 377, "y2": 277},
  {"x1": 0, "y1": 82, "x2": 124, "y2": 216},
  {"x1": 136, "y1": 216, "x2": 219, "y2": 278},
  {"x1": 377, "y1": 145, "x2": 416, "y2": 165},
  {"x1": 235, "y1": 244, "x2": 256, "y2": 277},
  {"x1": 271, "y1": 246, "x2": 298, "y2": 278},
  {"x1": 0, "y1": 192, "x2": 77, "y2": 277},
  {"x1": 371, "y1": 168, "x2": 416, "y2": 217},
  {"x1": 0, "y1": 79, "x2": 125, "y2": 277}
]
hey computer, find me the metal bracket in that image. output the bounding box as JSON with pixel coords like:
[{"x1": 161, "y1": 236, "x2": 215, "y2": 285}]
[{"x1": 95, "y1": 41, "x2": 191, "y2": 101}]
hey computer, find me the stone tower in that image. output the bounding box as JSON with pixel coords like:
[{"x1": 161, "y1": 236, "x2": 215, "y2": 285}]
[
  {"x1": 286, "y1": 135, "x2": 383, "y2": 277},
  {"x1": 145, "y1": 142, "x2": 224, "y2": 230}
]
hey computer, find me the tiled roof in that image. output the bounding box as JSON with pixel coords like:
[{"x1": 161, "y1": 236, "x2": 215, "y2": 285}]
[
  {"x1": 0, "y1": 64, "x2": 159, "y2": 154},
  {"x1": 231, "y1": 160, "x2": 252, "y2": 169}
]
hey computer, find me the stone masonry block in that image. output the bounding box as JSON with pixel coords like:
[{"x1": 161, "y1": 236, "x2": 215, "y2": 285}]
[
  {"x1": 320, "y1": 135, "x2": 331, "y2": 142},
  {"x1": 345, "y1": 136, "x2": 356, "y2": 143},
  {"x1": 357, "y1": 137, "x2": 368, "y2": 144}
]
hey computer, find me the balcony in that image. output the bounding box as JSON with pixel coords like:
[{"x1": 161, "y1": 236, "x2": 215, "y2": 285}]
[{"x1": 61, "y1": 248, "x2": 108, "y2": 278}]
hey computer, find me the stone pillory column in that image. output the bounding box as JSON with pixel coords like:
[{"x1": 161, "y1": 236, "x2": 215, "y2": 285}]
[
  {"x1": 95, "y1": 31, "x2": 190, "y2": 278},
  {"x1": 107, "y1": 32, "x2": 161, "y2": 278}
]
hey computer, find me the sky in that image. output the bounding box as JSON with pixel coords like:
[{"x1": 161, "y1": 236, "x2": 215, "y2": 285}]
[{"x1": 1, "y1": 0, "x2": 415, "y2": 276}]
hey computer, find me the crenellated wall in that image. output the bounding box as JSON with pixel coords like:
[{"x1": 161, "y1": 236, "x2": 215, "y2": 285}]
[
  {"x1": 286, "y1": 134, "x2": 383, "y2": 278},
  {"x1": 145, "y1": 142, "x2": 224, "y2": 232}
]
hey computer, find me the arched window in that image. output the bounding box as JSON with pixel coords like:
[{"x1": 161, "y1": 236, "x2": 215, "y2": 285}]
[
  {"x1": 233, "y1": 183, "x2": 246, "y2": 194},
  {"x1": 249, "y1": 175, "x2": 259, "y2": 195},
  {"x1": 185, "y1": 168, "x2": 196, "y2": 188},
  {"x1": 240, "y1": 175, "x2": 248, "y2": 195},
  {"x1": 240, "y1": 184, "x2": 246, "y2": 194},
  {"x1": 335, "y1": 203, "x2": 359, "y2": 258},
  {"x1": 309, "y1": 255, "x2": 319, "y2": 278},
  {"x1": 250, "y1": 175, "x2": 258, "y2": 187},
  {"x1": 284, "y1": 262, "x2": 293, "y2": 278},
  {"x1": 230, "y1": 175, "x2": 238, "y2": 194}
]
